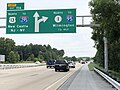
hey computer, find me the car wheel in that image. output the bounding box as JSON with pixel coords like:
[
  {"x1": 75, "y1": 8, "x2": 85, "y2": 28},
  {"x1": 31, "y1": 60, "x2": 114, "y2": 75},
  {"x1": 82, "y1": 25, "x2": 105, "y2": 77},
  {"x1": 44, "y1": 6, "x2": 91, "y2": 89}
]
[{"x1": 55, "y1": 69, "x2": 57, "y2": 72}]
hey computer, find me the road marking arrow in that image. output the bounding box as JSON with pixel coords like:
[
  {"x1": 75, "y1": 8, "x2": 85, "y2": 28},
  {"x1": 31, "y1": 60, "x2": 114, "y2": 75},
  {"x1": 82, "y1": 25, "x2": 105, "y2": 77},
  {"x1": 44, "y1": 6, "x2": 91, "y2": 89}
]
[{"x1": 33, "y1": 12, "x2": 48, "y2": 32}]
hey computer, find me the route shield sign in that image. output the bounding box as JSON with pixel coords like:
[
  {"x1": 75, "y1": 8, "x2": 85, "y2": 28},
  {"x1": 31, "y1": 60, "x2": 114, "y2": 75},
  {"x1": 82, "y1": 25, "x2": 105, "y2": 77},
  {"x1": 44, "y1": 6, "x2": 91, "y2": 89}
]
[{"x1": 6, "y1": 9, "x2": 76, "y2": 34}]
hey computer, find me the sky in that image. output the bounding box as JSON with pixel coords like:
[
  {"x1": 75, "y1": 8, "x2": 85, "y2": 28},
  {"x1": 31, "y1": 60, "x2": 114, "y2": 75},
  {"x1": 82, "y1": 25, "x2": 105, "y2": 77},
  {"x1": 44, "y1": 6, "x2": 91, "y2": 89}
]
[{"x1": 0, "y1": 0, "x2": 97, "y2": 57}]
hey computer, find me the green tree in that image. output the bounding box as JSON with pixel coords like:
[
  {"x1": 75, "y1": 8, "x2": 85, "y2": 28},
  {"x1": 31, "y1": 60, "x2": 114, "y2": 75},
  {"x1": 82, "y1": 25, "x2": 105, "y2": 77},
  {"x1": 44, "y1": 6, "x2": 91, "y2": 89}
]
[
  {"x1": 24, "y1": 45, "x2": 32, "y2": 60},
  {"x1": 14, "y1": 52, "x2": 20, "y2": 62},
  {"x1": 64, "y1": 56, "x2": 71, "y2": 61},
  {"x1": 26, "y1": 54, "x2": 34, "y2": 61},
  {"x1": 15, "y1": 45, "x2": 25, "y2": 61},
  {"x1": 89, "y1": 0, "x2": 120, "y2": 72},
  {"x1": 43, "y1": 51, "x2": 51, "y2": 61},
  {"x1": 71, "y1": 56, "x2": 77, "y2": 61},
  {"x1": 0, "y1": 37, "x2": 15, "y2": 62},
  {"x1": 8, "y1": 51, "x2": 17, "y2": 63},
  {"x1": 30, "y1": 54, "x2": 34, "y2": 61},
  {"x1": 37, "y1": 51, "x2": 44, "y2": 62},
  {"x1": 34, "y1": 58, "x2": 39, "y2": 62},
  {"x1": 51, "y1": 51, "x2": 58, "y2": 60},
  {"x1": 31, "y1": 44, "x2": 39, "y2": 57},
  {"x1": 58, "y1": 50, "x2": 65, "y2": 57},
  {"x1": 46, "y1": 44, "x2": 52, "y2": 51},
  {"x1": 0, "y1": 37, "x2": 5, "y2": 55}
]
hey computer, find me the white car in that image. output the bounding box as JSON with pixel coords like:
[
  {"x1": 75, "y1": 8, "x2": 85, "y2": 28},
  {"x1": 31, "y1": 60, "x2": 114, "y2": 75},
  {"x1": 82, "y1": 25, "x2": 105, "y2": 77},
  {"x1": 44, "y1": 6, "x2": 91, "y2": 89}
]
[
  {"x1": 35, "y1": 61, "x2": 40, "y2": 64},
  {"x1": 68, "y1": 61, "x2": 75, "y2": 68},
  {"x1": 81, "y1": 61, "x2": 85, "y2": 64}
]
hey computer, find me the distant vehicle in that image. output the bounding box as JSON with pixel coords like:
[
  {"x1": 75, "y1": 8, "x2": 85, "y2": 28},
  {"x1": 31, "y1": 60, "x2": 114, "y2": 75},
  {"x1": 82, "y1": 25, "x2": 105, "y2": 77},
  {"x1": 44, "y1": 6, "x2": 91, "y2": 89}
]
[
  {"x1": 85, "y1": 61, "x2": 88, "y2": 63},
  {"x1": 46, "y1": 60, "x2": 55, "y2": 68},
  {"x1": 81, "y1": 61, "x2": 85, "y2": 64},
  {"x1": 35, "y1": 61, "x2": 40, "y2": 64},
  {"x1": 54, "y1": 60, "x2": 70, "y2": 72},
  {"x1": 68, "y1": 61, "x2": 75, "y2": 68}
]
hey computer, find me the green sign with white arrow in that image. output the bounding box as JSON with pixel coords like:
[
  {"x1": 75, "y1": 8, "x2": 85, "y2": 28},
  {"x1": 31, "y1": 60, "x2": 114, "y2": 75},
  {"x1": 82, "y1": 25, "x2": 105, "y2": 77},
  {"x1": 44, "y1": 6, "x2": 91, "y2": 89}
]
[{"x1": 6, "y1": 9, "x2": 76, "y2": 34}]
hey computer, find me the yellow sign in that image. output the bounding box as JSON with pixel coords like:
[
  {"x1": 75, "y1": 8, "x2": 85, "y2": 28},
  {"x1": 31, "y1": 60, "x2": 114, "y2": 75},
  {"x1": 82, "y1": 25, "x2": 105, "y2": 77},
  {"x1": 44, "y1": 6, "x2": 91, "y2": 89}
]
[
  {"x1": 7, "y1": 3, "x2": 24, "y2": 10},
  {"x1": 8, "y1": 4, "x2": 16, "y2": 7}
]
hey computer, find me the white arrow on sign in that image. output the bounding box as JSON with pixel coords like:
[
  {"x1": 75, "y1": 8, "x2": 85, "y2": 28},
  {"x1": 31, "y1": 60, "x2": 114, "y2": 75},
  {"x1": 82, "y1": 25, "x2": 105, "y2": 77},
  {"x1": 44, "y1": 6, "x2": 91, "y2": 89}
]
[{"x1": 33, "y1": 12, "x2": 48, "y2": 32}]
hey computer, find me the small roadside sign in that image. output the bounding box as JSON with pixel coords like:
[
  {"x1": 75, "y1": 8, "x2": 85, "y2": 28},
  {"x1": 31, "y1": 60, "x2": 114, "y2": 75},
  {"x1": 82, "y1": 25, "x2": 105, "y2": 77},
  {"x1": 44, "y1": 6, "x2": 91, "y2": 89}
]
[
  {"x1": 7, "y1": 3, "x2": 24, "y2": 11},
  {"x1": 0, "y1": 55, "x2": 5, "y2": 62}
]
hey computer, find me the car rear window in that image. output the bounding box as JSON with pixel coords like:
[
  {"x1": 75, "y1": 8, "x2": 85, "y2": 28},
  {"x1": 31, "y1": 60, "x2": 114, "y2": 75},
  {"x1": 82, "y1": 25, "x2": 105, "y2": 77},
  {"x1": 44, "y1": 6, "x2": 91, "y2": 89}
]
[{"x1": 55, "y1": 60, "x2": 66, "y2": 64}]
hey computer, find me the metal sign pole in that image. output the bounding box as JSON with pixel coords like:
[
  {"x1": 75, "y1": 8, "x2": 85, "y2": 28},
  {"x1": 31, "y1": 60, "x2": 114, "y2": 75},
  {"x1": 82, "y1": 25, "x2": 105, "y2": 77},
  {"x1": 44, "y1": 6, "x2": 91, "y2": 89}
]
[{"x1": 104, "y1": 35, "x2": 108, "y2": 72}]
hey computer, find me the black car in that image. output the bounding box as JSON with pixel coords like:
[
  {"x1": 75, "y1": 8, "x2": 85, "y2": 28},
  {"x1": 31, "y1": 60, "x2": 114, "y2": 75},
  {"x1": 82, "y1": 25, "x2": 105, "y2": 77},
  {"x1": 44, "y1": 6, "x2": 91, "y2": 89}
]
[{"x1": 54, "y1": 60, "x2": 70, "y2": 72}]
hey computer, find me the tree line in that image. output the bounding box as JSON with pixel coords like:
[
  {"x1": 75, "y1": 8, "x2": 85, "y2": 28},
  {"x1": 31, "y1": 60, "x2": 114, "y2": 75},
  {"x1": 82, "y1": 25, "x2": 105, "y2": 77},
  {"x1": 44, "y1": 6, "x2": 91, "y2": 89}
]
[
  {"x1": 0, "y1": 37, "x2": 65, "y2": 63},
  {"x1": 0, "y1": 37, "x2": 92, "y2": 63},
  {"x1": 89, "y1": 0, "x2": 120, "y2": 72}
]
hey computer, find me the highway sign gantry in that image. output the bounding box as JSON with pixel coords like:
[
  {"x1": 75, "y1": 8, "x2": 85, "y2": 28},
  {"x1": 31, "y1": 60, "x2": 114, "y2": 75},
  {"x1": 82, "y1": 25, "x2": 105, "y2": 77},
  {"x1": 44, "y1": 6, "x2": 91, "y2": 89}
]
[{"x1": 7, "y1": 8, "x2": 76, "y2": 34}]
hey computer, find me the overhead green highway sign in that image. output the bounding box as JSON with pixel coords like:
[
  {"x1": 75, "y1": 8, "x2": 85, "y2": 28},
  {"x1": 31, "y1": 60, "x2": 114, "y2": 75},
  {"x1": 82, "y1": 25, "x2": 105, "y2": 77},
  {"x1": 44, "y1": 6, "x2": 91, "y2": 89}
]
[{"x1": 6, "y1": 4, "x2": 76, "y2": 34}]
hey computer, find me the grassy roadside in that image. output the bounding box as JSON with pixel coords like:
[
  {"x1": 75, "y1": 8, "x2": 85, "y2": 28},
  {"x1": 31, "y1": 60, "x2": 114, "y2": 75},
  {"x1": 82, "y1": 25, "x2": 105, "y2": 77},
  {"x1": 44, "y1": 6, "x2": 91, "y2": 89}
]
[
  {"x1": 88, "y1": 62, "x2": 120, "y2": 81},
  {"x1": 17, "y1": 61, "x2": 34, "y2": 64},
  {"x1": 88, "y1": 62, "x2": 99, "y2": 71},
  {"x1": 108, "y1": 70, "x2": 120, "y2": 81}
]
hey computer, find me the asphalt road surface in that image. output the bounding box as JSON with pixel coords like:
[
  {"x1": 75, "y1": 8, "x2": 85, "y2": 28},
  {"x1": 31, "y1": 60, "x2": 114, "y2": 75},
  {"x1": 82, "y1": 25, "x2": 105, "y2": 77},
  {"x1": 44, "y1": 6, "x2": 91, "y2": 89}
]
[
  {"x1": 0, "y1": 63, "x2": 81, "y2": 90},
  {"x1": 58, "y1": 63, "x2": 116, "y2": 90},
  {"x1": 0, "y1": 63, "x2": 116, "y2": 90}
]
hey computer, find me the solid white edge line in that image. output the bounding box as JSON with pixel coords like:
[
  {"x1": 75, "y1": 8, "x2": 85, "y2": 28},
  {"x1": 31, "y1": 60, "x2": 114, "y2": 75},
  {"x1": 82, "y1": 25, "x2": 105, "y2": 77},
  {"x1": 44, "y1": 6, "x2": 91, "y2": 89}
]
[{"x1": 44, "y1": 72, "x2": 72, "y2": 90}]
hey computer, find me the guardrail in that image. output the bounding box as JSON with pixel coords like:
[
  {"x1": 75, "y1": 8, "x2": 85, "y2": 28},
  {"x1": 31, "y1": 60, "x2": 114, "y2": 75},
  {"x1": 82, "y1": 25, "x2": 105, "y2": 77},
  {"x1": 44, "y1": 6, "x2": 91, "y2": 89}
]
[
  {"x1": 94, "y1": 68, "x2": 120, "y2": 90},
  {"x1": 0, "y1": 63, "x2": 44, "y2": 70}
]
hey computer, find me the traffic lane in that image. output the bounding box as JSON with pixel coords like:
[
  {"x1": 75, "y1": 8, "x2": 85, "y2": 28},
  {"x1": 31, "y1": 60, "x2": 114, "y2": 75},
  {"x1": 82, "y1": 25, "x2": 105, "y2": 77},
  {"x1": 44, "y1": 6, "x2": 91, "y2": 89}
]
[
  {"x1": 2, "y1": 63, "x2": 81, "y2": 90},
  {"x1": 0, "y1": 65, "x2": 46, "y2": 77},
  {"x1": 0, "y1": 63, "x2": 81, "y2": 90},
  {"x1": 0, "y1": 66, "x2": 59, "y2": 90},
  {"x1": 15, "y1": 63, "x2": 82, "y2": 90},
  {"x1": 44, "y1": 63, "x2": 82, "y2": 90},
  {"x1": 0, "y1": 66, "x2": 51, "y2": 90}
]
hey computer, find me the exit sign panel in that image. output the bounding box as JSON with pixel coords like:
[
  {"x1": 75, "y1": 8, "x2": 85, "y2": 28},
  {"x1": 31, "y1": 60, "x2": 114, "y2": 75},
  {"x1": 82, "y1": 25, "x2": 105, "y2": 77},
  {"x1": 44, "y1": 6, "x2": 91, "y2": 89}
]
[{"x1": 7, "y1": 9, "x2": 76, "y2": 34}]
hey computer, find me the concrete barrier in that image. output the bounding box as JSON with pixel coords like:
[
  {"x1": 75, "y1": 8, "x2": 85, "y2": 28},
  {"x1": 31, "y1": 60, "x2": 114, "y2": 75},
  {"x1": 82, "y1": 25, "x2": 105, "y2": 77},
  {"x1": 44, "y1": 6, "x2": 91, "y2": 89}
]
[{"x1": 0, "y1": 63, "x2": 43, "y2": 70}]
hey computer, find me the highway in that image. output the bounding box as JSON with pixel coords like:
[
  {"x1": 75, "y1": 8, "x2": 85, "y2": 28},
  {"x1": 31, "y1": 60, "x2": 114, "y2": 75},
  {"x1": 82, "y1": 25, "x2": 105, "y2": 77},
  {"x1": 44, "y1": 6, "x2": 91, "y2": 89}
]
[
  {"x1": 0, "y1": 63, "x2": 117, "y2": 90},
  {"x1": 0, "y1": 63, "x2": 81, "y2": 90}
]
